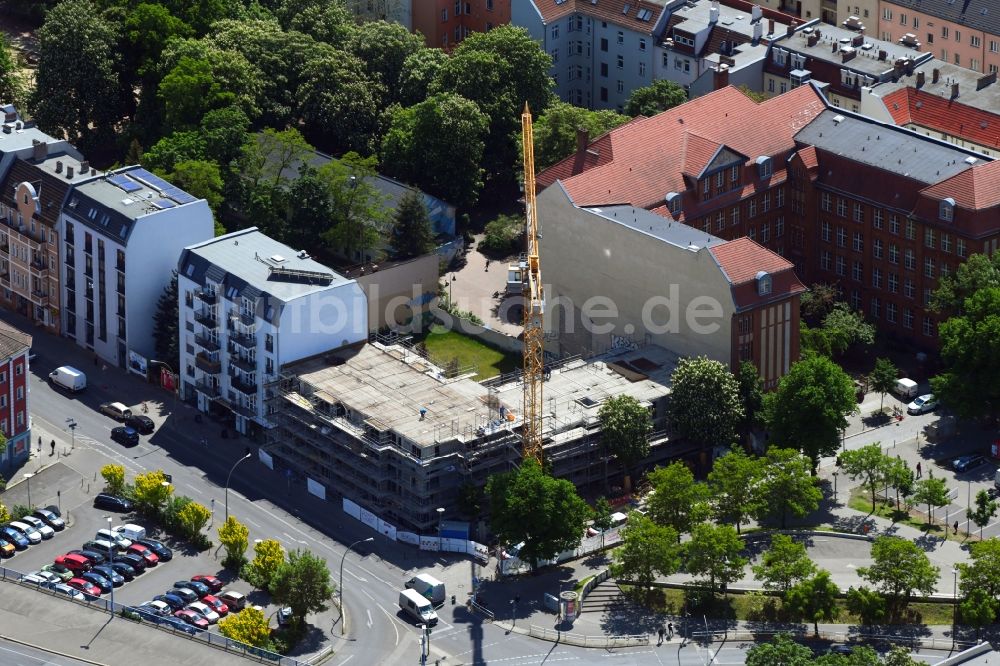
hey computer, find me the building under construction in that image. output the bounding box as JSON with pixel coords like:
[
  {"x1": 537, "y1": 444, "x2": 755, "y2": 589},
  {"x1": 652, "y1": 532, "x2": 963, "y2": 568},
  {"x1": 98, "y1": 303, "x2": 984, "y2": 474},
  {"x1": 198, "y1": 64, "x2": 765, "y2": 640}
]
[{"x1": 264, "y1": 339, "x2": 679, "y2": 532}]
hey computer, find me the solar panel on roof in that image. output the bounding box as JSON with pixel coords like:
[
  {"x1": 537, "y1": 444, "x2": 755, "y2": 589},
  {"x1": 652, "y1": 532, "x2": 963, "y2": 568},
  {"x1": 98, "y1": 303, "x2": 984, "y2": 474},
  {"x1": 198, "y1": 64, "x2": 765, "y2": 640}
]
[
  {"x1": 162, "y1": 187, "x2": 197, "y2": 205},
  {"x1": 129, "y1": 167, "x2": 173, "y2": 192},
  {"x1": 152, "y1": 198, "x2": 176, "y2": 209},
  {"x1": 108, "y1": 173, "x2": 142, "y2": 193}
]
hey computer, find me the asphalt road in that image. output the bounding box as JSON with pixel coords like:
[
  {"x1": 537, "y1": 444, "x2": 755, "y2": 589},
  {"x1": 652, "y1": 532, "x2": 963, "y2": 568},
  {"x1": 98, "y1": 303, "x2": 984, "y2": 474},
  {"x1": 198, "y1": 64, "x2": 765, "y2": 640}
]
[{"x1": 0, "y1": 638, "x2": 98, "y2": 666}]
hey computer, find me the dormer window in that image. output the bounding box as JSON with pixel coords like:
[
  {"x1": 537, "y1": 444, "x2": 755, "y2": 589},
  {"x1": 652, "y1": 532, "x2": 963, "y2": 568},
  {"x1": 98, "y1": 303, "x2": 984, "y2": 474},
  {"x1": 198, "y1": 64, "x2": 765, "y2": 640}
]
[
  {"x1": 939, "y1": 197, "x2": 955, "y2": 222},
  {"x1": 756, "y1": 156, "x2": 773, "y2": 179},
  {"x1": 756, "y1": 270, "x2": 772, "y2": 296},
  {"x1": 666, "y1": 192, "x2": 682, "y2": 215}
]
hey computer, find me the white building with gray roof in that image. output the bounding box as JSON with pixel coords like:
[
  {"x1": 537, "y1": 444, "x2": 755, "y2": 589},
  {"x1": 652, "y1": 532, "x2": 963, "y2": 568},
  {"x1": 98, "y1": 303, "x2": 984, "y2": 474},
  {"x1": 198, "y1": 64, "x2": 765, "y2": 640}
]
[
  {"x1": 177, "y1": 227, "x2": 368, "y2": 436},
  {"x1": 60, "y1": 166, "x2": 214, "y2": 368}
]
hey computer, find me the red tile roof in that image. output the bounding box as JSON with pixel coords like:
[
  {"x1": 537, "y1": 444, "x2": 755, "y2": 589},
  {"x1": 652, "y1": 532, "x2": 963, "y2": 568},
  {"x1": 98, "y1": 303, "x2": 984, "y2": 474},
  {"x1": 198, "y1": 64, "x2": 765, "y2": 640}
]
[
  {"x1": 681, "y1": 133, "x2": 723, "y2": 178},
  {"x1": 710, "y1": 237, "x2": 806, "y2": 310},
  {"x1": 796, "y1": 145, "x2": 818, "y2": 170},
  {"x1": 882, "y1": 87, "x2": 1000, "y2": 150},
  {"x1": 540, "y1": 84, "x2": 827, "y2": 209},
  {"x1": 921, "y1": 159, "x2": 1000, "y2": 210},
  {"x1": 531, "y1": 0, "x2": 667, "y2": 34}
]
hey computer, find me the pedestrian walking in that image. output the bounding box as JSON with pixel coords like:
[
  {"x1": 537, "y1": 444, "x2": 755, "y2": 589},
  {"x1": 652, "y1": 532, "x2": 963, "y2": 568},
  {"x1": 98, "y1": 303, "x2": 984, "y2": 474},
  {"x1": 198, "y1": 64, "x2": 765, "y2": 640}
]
[
  {"x1": 954, "y1": 520, "x2": 959, "y2": 535},
  {"x1": 657, "y1": 626, "x2": 664, "y2": 645},
  {"x1": 668, "y1": 622, "x2": 674, "y2": 639},
  {"x1": 50, "y1": 439, "x2": 55, "y2": 456},
  {"x1": 916, "y1": 461, "x2": 922, "y2": 478}
]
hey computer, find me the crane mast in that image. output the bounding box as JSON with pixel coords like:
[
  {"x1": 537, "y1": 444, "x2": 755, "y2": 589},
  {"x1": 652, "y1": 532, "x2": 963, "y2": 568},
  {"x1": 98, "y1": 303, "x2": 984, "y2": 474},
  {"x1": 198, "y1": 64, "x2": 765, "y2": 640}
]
[{"x1": 521, "y1": 103, "x2": 545, "y2": 465}]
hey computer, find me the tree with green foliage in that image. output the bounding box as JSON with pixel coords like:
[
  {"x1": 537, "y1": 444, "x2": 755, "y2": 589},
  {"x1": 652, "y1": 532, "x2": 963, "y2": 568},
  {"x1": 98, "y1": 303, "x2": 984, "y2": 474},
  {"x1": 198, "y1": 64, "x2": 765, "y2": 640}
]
[
  {"x1": 591, "y1": 497, "x2": 614, "y2": 548},
  {"x1": 845, "y1": 585, "x2": 887, "y2": 625},
  {"x1": 598, "y1": 394, "x2": 652, "y2": 492},
  {"x1": 736, "y1": 360, "x2": 764, "y2": 437},
  {"x1": 881, "y1": 646, "x2": 923, "y2": 666},
  {"x1": 280, "y1": 0, "x2": 355, "y2": 46},
  {"x1": 31, "y1": 0, "x2": 124, "y2": 156},
  {"x1": 857, "y1": 536, "x2": 939, "y2": 612},
  {"x1": 610, "y1": 513, "x2": 680, "y2": 586},
  {"x1": 485, "y1": 458, "x2": 591, "y2": 570},
  {"x1": 0, "y1": 34, "x2": 24, "y2": 109},
  {"x1": 166, "y1": 160, "x2": 224, "y2": 214},
  {"x1": 930, "y1": 251, "x2": 1000, "y2": 319},
  {"x1": 839, "y1": 443, "x2": 892, "y2": 512},
  {"x1": 800, "y1": 283, "x2": 839, "y2": 324},
  {"x1": 391, "y1": 190, "x2": 434, "y2": 260},
  {"x1": 218, "y1": 515, "x2": 249, "y2": 569},
  {"x1": 885, "y1": 457, "x2": 914, "y2": 511},
  {"x1": 764, "y1": 355, "x2": 858, "y2": 470},
  {"x1": 708, "y1": 448, "x2": 763, "y2": 533},
  {"x1": 101, "y1": 464, "x2": 126, "y2": 496},
  {"x1": 152, "y1": 271, "x2": 180, "y2": 373},
  {"x1": 479, "y1": 214, "x2": 522, "y2": 256},
  {"x1": 320, "y1": 152, "x2": 390, "y2": 263},
  {"x1": 957, "y1": 538, "x2": 1000, "y2": 602},
  {"x1": 745, "y1": 634, "x2": 814, "y2": 666},
  {"x1": 931, "y1": 287, "x2": 1000, "y2": 418},
  {"x1": 132, "y1": 470, "x2": 173, "y2": 517},
  {"x1": 218, "y1": 604, "x2": 271, "y2": 647},
  {"x1": 158, "y1": 56, "x2": 238, "y2": 134},
  {"x1": 142, "y1": 131, "x2": 207, "y2": 174},
  {"x1": 684, "y1": 523, "x2": 748, "y2": 596},
  {"x1": 646, "y1": 461, "x2": 710, "y2": 540},
  {"x1": 381, "y1": 92, "x2": 490, "y2": 208},
  {"x1": 243, "y1": 538, "x2": 286, "y2": 590},
  {"x1": 758, "y1": 447, "x2": 822, "y2": 529},
  {"x1": 869, "y1": 358, "x2": 898, "y2": 414},
  {"x1": 815, "y1": 302, "x2": 876, "y2": 356},
  {"x1": 960, "y1": 588, "x2": 995, "y2": 637},
  {"x1": 669, "y1": 356, "x2": 743, "y2": 452},
  {"x1": 624, "y1": 79, "x2": 687, "y2": 117},
  {"x1": 347, "y1": 20, "x2": 424, "y2": 104},
  {"x1": 176, "y1": 501, "x2": 211, "y2": 540},
  {"x1": 200, "y1": 105, "x2": 252, "y2": 168},
  {"x1": 531, "y1": 100, "x2": 629, "y2": 169},
  {"x1": 911, "y1": 477, "x2": 950, "y2": 526},
  {"x1": 785, "y1": 570, "x2": 840, "y2": 634},
  {"x1": 752, "y1": 534, "x2": 816, "y2": 594},
  {"x1": 0, "y1": 502, "x2": 9, "y2": 525},
  {"x1": 299, "y1": 49, "x2": 385, "y2": 155},
  {"x1": 236, "y1": 127, "x2": 314, "y2": 239},
  {"x1": 123, "y1": 1, "x2": 194, "y2": 130},
  {"x1": 397, "y1": 48, "x2": 449, "y2": 107},
  {"x1": 968, "y1": 490, "x2": 998, "y2": 540},
  {"x1": 270, "y1": 549, "x2": 335, "y2": 625}
]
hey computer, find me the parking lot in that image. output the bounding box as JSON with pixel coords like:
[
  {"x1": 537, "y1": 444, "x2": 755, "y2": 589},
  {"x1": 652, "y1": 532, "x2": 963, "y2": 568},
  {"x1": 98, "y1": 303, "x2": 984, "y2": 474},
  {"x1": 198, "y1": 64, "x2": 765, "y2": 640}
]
[{"x1": 1, "y1": 476, "x2": 288, "y2": 637}]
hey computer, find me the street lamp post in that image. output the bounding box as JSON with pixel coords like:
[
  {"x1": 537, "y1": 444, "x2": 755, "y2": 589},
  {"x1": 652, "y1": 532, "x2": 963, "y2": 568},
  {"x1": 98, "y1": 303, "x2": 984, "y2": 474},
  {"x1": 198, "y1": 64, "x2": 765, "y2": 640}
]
[
  {"x1": 952, "y1": 568, "x2": 958, "y2": 646},
  {"x1": 23, "y1": 472, "x2": 33, "y2": 509},
  {"x1": 106, "y1": 516, "x2": 115, "y2": 620},
  {"x1": 832, "y1": 471, "x2": 839, "y2": 502},
  {"x1": 967, "y1": 480, "x2": 972, "y2": 537},
  {"x1": 225, "y1": 452, "x2": 252, "y2": 522},
  {"x1": 67, "y1": 419, "x2": 77, "y2": 450},
  {"x1": 340, "y1": 537, "x2": 374, "y2": 636},
  {"x1": 437, "y1": 507, "x2": 445, "y2": 552}
]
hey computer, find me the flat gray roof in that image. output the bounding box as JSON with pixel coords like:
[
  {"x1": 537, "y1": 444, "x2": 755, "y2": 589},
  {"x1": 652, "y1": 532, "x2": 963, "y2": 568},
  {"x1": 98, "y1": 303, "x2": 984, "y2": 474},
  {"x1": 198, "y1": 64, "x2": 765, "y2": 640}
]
[
  {"x1": 585, "y1": 204, "x2": 726, "y2": 251},
  {"x1": 873, "y1": 58, "x2": 1000, "y2": 112},
  {"x1": 795, "y1": 109, "x2": 983, "y2": 183},
  {"x1": 669, "y1": 0, "x2": 788, "y2": 39},
  {"x1": 780, "y1": 24, "x2": 932, "y2": 77}
]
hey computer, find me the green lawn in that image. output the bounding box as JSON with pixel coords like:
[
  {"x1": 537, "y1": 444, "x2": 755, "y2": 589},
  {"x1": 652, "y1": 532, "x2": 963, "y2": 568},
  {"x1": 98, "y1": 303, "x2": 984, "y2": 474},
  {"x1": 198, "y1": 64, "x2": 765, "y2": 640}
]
[
  {"x1": 846, "y1": 489, "x2": 971, "y2": 543},
  {"x1": 419, "y1": 325, "x2": 520, "y2": 380}
]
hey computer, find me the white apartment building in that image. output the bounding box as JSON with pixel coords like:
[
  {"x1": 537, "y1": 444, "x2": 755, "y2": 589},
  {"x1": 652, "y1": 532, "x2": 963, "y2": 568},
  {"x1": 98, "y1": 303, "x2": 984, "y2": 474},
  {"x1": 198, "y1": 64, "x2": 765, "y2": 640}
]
[
  {"x1": 177, "y1": 228, "x2": 369, "y2": 437},
  {"x1": 60, "y1": 167, "x2": 214, "y2": 367}
]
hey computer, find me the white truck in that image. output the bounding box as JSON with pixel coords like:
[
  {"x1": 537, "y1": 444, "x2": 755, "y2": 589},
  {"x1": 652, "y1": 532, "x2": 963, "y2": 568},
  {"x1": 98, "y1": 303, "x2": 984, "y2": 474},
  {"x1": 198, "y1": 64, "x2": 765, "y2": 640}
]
[
  {"x1": 405, "y1": 573, "x2": 446, "y2": 606},
  {"x1": 894, "y1": 378, "x2": 919, "y2": 399},
  {"x1": 49, "y1": 366, "x2": 86, "y2": 392},
  {"x1": 399, "y1": 589, "x2": 438, "y2": 626}
]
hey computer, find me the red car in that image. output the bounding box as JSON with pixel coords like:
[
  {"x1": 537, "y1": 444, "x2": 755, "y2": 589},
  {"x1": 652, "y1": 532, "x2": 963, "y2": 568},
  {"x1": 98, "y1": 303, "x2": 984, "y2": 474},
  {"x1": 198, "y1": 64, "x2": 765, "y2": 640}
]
[
  {"x1": 127, "y1": 543, "x2": 159, "y2": 567},
  {"x1": 191, "y1": 574, "x2": 223, "y2": 593},
  {"x1": 67, "y1": 577, "x2": 101, "y2": 597},
  {"x1": 202, "y1": 594, "x2": 229, "y2": 617},
  {"x1": 55, "y1": 554, "x2": 92, "y2": 575},
  {"x1": 174, "y1": 608, "x2": 209, "y2": 630}
]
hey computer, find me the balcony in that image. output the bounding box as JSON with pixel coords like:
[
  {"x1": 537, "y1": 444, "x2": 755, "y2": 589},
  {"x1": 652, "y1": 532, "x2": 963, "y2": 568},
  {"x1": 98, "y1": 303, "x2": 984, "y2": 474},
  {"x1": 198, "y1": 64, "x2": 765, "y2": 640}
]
[
  {"x1": 229, "y1": 373, "x2": 258, "y2": 396},
  {"x1": 194, "y1": 334, "x2": 220, "y2": 352},
  {"x1": 29, "y1": 259, "x2": 48, "y2": 277},
  {"x1": 229, "y1": 330, "x2": 256, "y2": 350},
  {"x1": 230, "y1": 354, "x2": 256, "y2": 372},
  {"x1": 0, "y1": 242, "x2": 7, "y2": 254},
  {"x1": 194, "y1": 309, "x2": 218, "y2": 329},
  {"x1": 195, "y1": 352, "x2": 221, "y2": 374},
  {"x1": 195, "y1": 289, "x2": 217, "y2": 304},
  {"x1": 194, "y1": 379, "x2": 220, "y2": 397},
  {"x1": 238, "y1": 310, "x2": 255, "y2": 326},
  {"x1": 31, "y1": 290, "x2": 49, "y2": 305}
]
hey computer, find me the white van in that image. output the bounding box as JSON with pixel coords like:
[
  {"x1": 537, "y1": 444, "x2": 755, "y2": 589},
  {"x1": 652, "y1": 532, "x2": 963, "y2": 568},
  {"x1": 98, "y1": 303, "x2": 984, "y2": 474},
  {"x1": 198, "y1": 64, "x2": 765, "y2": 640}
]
[
  {"x1": 894, "y1": 378, "x2": 919, "y2": 399},
  {"x1": 96, "y1": 528, "x2": 131, "y2": 550},
  {"x1": 405, "y1": 573, "x2": 446, "y2": 606},
  {"x1": 399, "y1": 589, "x2": 438, "y2": 626},
  {"x1": 113, "y1": 524, "x2": 146, "y2": 542},
  {"x1": 49, "y1": 366, "x2": 86, "y2": 392}
]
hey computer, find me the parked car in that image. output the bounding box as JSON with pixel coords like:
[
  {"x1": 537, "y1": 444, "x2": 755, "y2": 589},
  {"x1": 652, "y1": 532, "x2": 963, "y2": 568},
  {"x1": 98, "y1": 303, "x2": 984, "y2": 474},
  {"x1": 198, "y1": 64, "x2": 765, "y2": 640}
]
[
  {"x1": 112, "y1": 553, "x2": 147, "y2": 573},
  {"x1": 54, "y1": 554, "x2": 92, "y2": 574},
  {"x1": 99, "y1": 402, "x2": 133, "y2": 420},
  {"x1": 52, "y1": 583, "x2": 85, "y2": 600},
  {"x1": 94, "y1": 494, "x2": 132, "y2": 512},
  {"x1": 21, "y1": 570, "x2": 60, "y2": 587},
  {"x1": 19, "y1": 516, "x2": 55, "y2": 540},
  {"x1": 125, "y1": 414, "x2": 155, "y2": 434},
  {"x1": 42, "y1": 563, "x2": 76, "y2": 581},
  {"x1": 173, "y1": 609, "x2": 209, "y2": 630},
  {"x1": 81, "y1": 572, "x2": 113, "y2": 594},
  {"x1": 67, "y1": 577, "x2": 101, "y2": 598},
  {"x1": 96, "y1": 528, "x2": 131, "y2": 551},
  {"x1": 160, "y1": 616, "x2": 200, "y2": 634},
  {"x1": 127, "y1": 543, "x2": 159, "y2": 566},
  {"x1": 218, "y1": 590, "x2": 247, "y2": 611},
  {"x1": 138, "y1": 600, "x2": 172, "y2": 617},
  {"x1": 68, "y1": 549, "x2": 107, "y2": 566},
  {"x1": 0, "y1": 537, "x2": 16, "y2": 557},
  {"x1": 175, "y1": 580, "x2": 210, "y2": 598},
  {"x1": 92, "y1": 565, "x2": 125, "y2": 587},
  {"x1": 110, "y1": 426, "x2": 139, "y2": 447},
  {"x1": 135, "y1": 538, "x2": 172, "y2": 562},
  {"x1": 907, "y1": 394, "x2": 938, "y2": 415},
  {"x1": 185, "y1": 601, "x2": 219, "y2": 623},
  {"x1": 277, "y1": 607, "x2": 293, "y2": 626},
  {"x1": 154, "y1": 593, "x2": 186, "y2": 610},
  {"x1": 8, "y1": 521, "x2": 42, "y2": 544},
  {"x1": 202, "y1": 594, "x2": 229, "y2": 617},
  {"x1": 33, "y1": 507, "x2": 65, "y2": 531},
  {"x1": 1, "y1": 527, "x2": 29, "y2": 550},
  {"x1": 171, "y1": 587, "x2": 198, "y2": 604},
  {"x1": 190, "y1": 574, "x2": 222, "y2": 592},
  {"x1": 82, "y1": 540, "x2": 119, "y2": 555},
  {"x1": 953, "y1": 453, "x2": 987, "y2": 473},
  {"x1": 107, "y1": 561, "x2": 137, "y2": 581}
]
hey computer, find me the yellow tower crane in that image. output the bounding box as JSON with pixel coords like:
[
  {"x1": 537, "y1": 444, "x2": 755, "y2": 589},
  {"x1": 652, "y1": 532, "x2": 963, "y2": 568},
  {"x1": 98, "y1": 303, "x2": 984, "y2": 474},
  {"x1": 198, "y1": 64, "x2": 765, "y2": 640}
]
[{"x1": 520, "y1": 103, "x2": 545, "y2": 464}]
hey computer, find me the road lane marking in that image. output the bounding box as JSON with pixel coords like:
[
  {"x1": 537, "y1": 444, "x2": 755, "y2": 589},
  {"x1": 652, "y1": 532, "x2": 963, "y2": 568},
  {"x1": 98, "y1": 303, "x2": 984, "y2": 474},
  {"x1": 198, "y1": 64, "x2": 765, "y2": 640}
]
[
  {"x1": 335, "y1": 655, "x2": 354, "y2": 666},
  {"x1": 362, "y1": 589, "x2": 376, "y2": 601},
  {"x1": 185, "y1": 483, "x2": 203, "y2": 496},
  {"x1": 283, "y1": 531, "x2": 307, "y2": 545},
  {"x1": 376, "y1": 603, "x2": 400, "y2": 647},
  {"x1": 344, "y1": 569, "x2": 367, "y2": 583},
  {"x1": 366, "y1": 609, "x2": 373, "y2": 628},
  {"x1": 243, "y1": 517, "x2": 261, "y2": 529}
]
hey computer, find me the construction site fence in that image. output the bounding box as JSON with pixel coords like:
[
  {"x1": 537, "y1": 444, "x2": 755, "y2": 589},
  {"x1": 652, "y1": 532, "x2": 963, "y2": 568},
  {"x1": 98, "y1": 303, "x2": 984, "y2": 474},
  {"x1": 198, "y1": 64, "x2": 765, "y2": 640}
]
[
  {"x1": 500, "y1": 528, "x2": 623, "y2": 576},
  {"x1": 522, "y1": 624, "x2": 648, "y2": 648}
]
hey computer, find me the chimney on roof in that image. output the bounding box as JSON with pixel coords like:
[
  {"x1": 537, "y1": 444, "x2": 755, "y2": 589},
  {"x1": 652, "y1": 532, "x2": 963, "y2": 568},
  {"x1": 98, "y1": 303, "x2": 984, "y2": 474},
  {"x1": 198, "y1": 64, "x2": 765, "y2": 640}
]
[
  {"x1": 932, "y1": 68, "x2": 940, "y2": 83},
  {"x1": 951, "y1": 81, "x2": 960, "y2": 99},
  {"x1": 916, "y1": 71, "x2": 925, "y2": 87},
  {"x1": 751, "y1": 4, "x2": 762, "y2": 22},
  {"x1": 66, "y1": 166, "x2": 73, "y2": 179},
  {"x1": 976, "y1": 72, "x2": 997, "y2": 90},
  {"x1": 55, "y1": 161, "x2": 62, "y2": 173},
  {"x1": 32, "y1": 140, "x2": 46, "y2": 162},
  {"x1": 787, "y1": 20, "x2": 797, "y2": 37},
  {"x1": 878, "y1": 49, "x2": 887, "y2": 61},
  {"x1": 576, "y1": 126, "x2": 589, "y2": 156},
  {"x1": 807, "y1": 33, "x2": 819, "y2": 47},
  {"x1": 753, "y1": 21, "x2": 763, "y2": 43},
  {"x1": 80, "y1": 160, "x2": 89, "y2": 173},
  {"x1": 714, "y1": 64, "x2": 730, "y2": 90},
  {"x1": 709, "y1": 1, "x2": 719, "y2": 24},
  {"x1": 769, "y1": 18, "x2": 775, "y2": 35}
]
